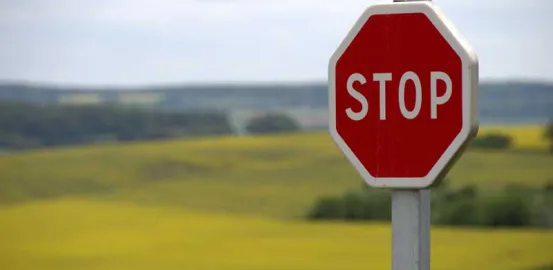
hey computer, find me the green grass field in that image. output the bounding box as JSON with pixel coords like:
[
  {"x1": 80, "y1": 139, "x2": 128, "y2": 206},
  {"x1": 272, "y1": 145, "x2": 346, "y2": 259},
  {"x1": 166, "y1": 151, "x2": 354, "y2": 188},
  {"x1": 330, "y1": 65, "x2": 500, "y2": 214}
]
[
  {"x1": 0, "y1": 125, "x2": 552, "y2": 270},
  {"x1": 1, "y1": 125, "x2": 551, "y2": 218}
]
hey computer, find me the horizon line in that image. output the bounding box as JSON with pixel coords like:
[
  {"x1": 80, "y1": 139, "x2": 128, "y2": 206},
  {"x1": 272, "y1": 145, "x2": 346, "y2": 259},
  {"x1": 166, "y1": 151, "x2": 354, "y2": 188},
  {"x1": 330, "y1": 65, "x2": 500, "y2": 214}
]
[{"x1": 0, "y1": 77, "x2": 552, "y2": 90}]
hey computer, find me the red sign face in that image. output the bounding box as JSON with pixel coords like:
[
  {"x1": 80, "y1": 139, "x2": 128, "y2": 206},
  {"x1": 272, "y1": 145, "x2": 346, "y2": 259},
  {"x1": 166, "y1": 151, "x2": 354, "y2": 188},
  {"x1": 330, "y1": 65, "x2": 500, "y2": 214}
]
[{"x1": 328, "y1": 2, "x2": 478, "y2": 188}]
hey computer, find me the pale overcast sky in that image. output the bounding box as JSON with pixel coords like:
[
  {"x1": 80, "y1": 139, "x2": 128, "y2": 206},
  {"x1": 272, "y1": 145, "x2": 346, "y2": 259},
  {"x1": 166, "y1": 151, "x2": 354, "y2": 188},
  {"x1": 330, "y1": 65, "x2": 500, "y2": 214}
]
[{"x1": 0, "y1": 0, "x2": 551, "y2": 86}]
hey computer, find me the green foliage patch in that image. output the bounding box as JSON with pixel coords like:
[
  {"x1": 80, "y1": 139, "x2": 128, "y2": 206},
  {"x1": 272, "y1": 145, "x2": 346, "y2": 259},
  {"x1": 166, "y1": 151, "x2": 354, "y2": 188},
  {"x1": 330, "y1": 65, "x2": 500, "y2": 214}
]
[
  {"x1": 471, "y1": 133, "x2": 513, "y2": 149},
  {"x1": 308, "y1": 182, "x2": 553, "y2": 228},
  {"x1": 0, "y1": 101, "x2": 232, "y2": 150},
  {"x1": 245, "y1": 113, "x2": 301, "y2": 134}
]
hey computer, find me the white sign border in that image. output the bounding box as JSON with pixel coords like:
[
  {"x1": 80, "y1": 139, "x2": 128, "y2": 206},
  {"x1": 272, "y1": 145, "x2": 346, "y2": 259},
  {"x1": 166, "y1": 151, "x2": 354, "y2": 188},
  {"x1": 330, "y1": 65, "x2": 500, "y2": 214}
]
[{"x1": 328, "y1": 1, "x2": 479, "y2": 189}]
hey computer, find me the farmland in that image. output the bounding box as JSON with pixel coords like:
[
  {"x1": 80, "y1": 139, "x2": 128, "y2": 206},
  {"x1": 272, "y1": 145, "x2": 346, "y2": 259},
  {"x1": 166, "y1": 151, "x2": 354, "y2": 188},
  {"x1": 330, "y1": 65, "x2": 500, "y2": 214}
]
[
  {"x1": 0, "y1": 125, "x2": 552, "y2": 270},
  {"x1": 1, "y1": 199, "x2": 552, "y2": 270},
  {"x1": 1, "y1": 125, "x2": 551, "y2": 217}
]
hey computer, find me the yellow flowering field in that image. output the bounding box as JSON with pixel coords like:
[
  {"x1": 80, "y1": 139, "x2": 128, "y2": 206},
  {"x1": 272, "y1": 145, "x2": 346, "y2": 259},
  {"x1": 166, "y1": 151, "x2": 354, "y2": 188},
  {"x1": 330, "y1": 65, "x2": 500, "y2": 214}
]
[{"x1": 0, "y1": 199, "x2": 551, "y2": 270}]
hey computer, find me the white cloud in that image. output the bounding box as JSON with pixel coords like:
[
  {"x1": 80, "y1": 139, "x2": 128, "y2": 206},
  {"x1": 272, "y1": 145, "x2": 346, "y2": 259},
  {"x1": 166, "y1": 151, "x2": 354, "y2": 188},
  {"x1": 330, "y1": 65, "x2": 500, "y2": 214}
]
[{"x1": 0, "y1": 0, "x2": 551, "y2": 85}]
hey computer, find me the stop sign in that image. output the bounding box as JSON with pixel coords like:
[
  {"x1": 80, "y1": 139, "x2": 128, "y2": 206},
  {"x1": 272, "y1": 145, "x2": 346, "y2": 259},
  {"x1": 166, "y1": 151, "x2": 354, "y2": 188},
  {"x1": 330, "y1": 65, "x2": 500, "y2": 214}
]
[{"x1": 328, "y1": 2, "x2": 478, "y2": 188}]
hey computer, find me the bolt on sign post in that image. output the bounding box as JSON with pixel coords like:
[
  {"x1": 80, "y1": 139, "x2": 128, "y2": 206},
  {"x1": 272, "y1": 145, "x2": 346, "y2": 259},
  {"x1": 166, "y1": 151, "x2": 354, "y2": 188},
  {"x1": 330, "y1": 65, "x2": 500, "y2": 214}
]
[{"x1": 327, "y1": 0, "x2": 478, "y2": 270}]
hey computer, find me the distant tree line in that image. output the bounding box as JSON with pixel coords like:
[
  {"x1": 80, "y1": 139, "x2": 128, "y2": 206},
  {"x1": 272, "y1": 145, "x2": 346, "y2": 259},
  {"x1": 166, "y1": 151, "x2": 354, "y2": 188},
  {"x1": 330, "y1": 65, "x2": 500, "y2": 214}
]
[
  {"x1": 0, "y1": 101, "x2": 233, "y2": 150},
  {"x1": 307, "y1": 181, "x2": 553, "y2": 228}
]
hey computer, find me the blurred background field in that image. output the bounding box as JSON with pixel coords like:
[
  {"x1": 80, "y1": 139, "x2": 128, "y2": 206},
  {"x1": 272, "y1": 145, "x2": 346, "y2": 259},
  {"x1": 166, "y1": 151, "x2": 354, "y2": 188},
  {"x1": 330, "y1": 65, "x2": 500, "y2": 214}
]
[
  {"x1": 1, "y1": 125, "x2": 551, "y2": 218},
  {"x1": 1, "y1": 123, "x2": 552, "y2": 270},
  {"x1": 0, "y1": 85, "x2": 551, "y2": 270},
  {"x1": 1, "y1": 198, "x2": 552, "y2": 270}
]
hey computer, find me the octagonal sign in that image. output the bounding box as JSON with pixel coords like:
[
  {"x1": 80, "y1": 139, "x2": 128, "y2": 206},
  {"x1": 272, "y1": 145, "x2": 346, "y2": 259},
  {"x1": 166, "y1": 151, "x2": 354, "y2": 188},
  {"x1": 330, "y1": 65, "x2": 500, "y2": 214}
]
[{"x1": 328, "y1": 2, "x2": 478, "y2": 189}]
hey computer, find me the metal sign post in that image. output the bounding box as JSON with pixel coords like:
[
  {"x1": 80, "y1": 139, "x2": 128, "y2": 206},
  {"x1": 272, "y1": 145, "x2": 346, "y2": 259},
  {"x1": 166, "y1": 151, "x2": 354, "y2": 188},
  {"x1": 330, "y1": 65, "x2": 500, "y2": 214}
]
[{"x1": 392, "y1": 189, "x2": 431, "y2": 270}]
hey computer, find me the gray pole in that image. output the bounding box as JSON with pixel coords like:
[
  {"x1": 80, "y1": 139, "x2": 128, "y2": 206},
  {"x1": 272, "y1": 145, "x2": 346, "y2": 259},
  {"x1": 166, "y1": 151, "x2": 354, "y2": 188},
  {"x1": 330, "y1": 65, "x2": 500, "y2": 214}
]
[
  {"x1": 390, "y1": 2, "x2": 431, "y2": 270},
  {"x1": 392, "y1": 189, "x2": 431, "y2": 270}
]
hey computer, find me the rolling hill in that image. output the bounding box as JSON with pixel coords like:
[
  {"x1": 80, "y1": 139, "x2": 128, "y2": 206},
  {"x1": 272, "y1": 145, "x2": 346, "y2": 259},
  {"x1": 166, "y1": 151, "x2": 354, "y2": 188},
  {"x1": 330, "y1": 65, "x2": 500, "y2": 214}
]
[
  {"x1": 0, "y1": 126, "x2": 550, "y2": 217},
  {"x1": 0, "y1": 127, "x2": 552, "y2": 270}
]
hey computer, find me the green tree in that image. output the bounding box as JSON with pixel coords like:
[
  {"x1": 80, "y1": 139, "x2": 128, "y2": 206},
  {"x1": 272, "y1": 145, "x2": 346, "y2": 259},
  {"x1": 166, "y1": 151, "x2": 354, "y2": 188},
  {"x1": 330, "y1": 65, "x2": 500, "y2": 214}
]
[
  {"x1": 470, "y1": 133, "x2": 512, "y2": 150},
  {"x1": 245, "y1": 113, "x2": 300, "y2": 134},
  {"x1": 546, "y1": 119, "x2": 553, "y2": 153}
]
